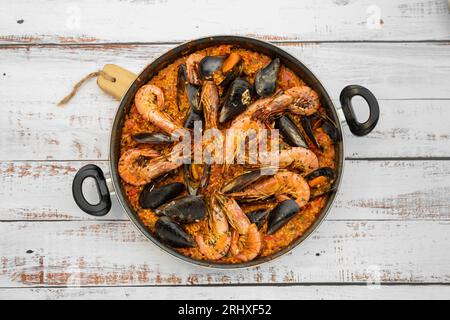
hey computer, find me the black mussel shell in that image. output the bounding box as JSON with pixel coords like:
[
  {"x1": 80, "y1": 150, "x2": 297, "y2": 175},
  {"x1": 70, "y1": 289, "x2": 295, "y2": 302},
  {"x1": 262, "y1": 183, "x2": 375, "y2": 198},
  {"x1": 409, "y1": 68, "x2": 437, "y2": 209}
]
[
  {"x1": 183, "y1": 106, "x2": 203, "y2": 129},
  {"x1": 222, "y1": 168, "x2": 276, "y2": 194},
  {"x1": 300, "y1": 116, "x2": 320, "y2": 148},
  {"x1": 177, "y1": 64, "x2": 201, "y2": 113},
  {"x1": 199, "y1": 56, "x2": 226, "y2": 80},
  {"x1": 304, "y1": 167, "x2": 336, "y2": 198},
  {"x1": 139, "y1": 182, "x2": 185, "y2": 209},
  {"x1": 322, "y1": 118, "x2": 339, "y2": 142},
  {"x1": 155, "y1": 216, "x2": 195, "y2": 248},
  {"x1": 184, "y1": 164, "x2": 211, "y2": 196},
  {"x1": 132, "y1": 132, "x2": 174, "y2": 145},
  {"x1": 267, "y1": 199, "x2": 300, "y2": 234},
  {"x1": 219, "y1": 78, "x2": 253, "y2": 123},
  {"x1": 246, "y1": 209, "x2": 270, "y2": 229},
  {"x1": 220, "y1": 57, "x2": 243, "y2": 89},
  {"x1": 254, "y1": 58, "x2": 280, "y2": 97},
  {"x1": 275, "y1": 115, "x2": 308, "y2": 148},
  {"x1": 156, "y1": 195, "x2": 206, "y2": 223}
]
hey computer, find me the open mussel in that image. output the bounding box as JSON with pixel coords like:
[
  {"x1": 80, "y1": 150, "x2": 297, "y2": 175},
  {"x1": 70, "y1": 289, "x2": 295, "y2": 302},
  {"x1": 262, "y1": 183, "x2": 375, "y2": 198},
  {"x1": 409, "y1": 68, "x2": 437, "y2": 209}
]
[
  {"x1": 199, "y1": 53, "x2": 243, "y2": 88},
  {"x1": 219, "y1": 78, "x2": 253, "y2": 123},
  {"x1": 184, "y1": 163, "x2": 211, "y2": 195},
  {"x1": 255, "y1": 58, "x2": 280, "y2": 97},
  {"x1": 132, "y1": 132, "x2": 174, "y2": 145},
  {"x1": 304, "y1": 167, "x2": 336, "y2": 198},
  {"x1": 139, "y1": 182, "x2": 185, "y2": 209},
  {"x1": 267, "y1": 199, "x2": 300, "y2": 234},
  {"x1": 222, "y1": 167, "x2": 276, "y2": 194},
  {"x1": 156, "y1": 195, "x2": 206, "y2": 223},
  {"x1": 300, "y1": 116, "x2": 320, "y2": 148},
  {"x1": 246, "y1": 209, "x2": 270, "y2": 229},
  {"x1": 220, "y1": 52, "x2": 243, "y2": 88},
  {"x1": 275, "y1": 115, "x2": 308, "y2": 148},
  {"x1": 155, "y1": 216, "x2": 195, "y2": 248}
]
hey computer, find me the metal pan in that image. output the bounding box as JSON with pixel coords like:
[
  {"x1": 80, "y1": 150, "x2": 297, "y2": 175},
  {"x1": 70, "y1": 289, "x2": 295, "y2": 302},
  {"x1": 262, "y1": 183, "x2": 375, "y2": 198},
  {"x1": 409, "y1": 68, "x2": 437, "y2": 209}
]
[{"x1": 71, "y1": 36, "x2": 379, "y2": 268}]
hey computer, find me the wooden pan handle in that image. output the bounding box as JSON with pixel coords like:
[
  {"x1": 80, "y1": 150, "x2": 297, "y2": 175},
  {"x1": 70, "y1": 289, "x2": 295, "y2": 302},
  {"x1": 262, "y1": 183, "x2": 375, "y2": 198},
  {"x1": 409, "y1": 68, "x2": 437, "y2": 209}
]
[{"x1": 97, "y1": 64, "x2": 137, "y2": 100}]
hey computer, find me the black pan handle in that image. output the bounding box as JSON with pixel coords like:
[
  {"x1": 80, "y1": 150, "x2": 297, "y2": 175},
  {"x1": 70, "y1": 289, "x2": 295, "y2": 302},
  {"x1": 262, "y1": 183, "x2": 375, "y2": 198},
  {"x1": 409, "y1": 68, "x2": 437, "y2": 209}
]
[
  {"x1": 72, "y1": 164, "x2": 112, "y2": 216},
  {"x1": 340, "y1": 85, "x2": 380, "y2": 136}
]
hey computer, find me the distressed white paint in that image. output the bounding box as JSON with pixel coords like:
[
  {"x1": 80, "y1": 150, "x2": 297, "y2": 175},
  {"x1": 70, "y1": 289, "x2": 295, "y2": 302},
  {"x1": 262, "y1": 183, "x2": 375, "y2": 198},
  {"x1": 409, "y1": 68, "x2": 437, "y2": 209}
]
[
  {"x1": 0, "y1": 160, "x2": 449, "y2": 221},
  {"x1": 4, "y1": 285, "x2": 450, "y2": 300},
  {"x1": 1, "y1": 0, "x2": 450, "y2": 43},
  {"x1": 0, "y1": 220, "x2": 449, "y2": 287}
]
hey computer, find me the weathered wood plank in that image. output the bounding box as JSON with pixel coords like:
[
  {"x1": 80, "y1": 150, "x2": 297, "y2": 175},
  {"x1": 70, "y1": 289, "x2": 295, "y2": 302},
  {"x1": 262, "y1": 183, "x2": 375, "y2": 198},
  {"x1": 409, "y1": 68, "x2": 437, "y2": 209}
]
[
  {"x1": 1, "y1": 160, "x2": 449, "y2": 221},
  {"x1": 0, "y1": 43, "x2": 449, "y2": 160},
  {"x1": 2, "y1": 285, "x2": 450, "y2": 300},
  {"x1": 2, "y1": 0, "x2": 450, "y2": 43},
  {"x1": 0, "y1": 220, "x2": 449, "y2": 287}
]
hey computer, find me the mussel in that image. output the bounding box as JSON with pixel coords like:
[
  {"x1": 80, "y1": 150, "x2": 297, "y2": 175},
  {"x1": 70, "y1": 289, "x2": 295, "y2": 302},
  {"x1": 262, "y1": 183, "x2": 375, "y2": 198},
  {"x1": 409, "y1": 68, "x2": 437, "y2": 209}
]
[
  {"x1": 184, "y1": 163, "x2": 211, "y2": 195},
  {"x1": 222, "y1": 167, "x2": 276, "y2": 194},
  {"x1": 219, "y1": 78, "x2": 253, "y2": 123},
  {"x1": 199, "y1": 56, "x2": 226, "y2": 80},
  {"x1": 183, "y1": 106, "x2": 203, "y2": 129},
  {"x1": 139, "y1": 182, "x2": 185, "y2": 209},
  {"x1": 155, "y1": 216, "x2": 195, "y2": 248},
  {"x1": 304, "y1": 167, "x2": 336, "y2": 198},
  {"x1": 246, "y1": 209, "x2": 270, "y2": 229},
  {"x1": 267, "y1": 199, "x2": 300, "y2": 234},
  {"x1": 156, "y1": 195, "x2": 206, "y2": 223},
  {"x1": 132, "y1": 132, "x2": 174, "y2": 145},
  {"x1": 254, "y1": 58, "x2": 280, "y2": 97},
  {"x1": 220, "y1": 52, "x2": 243, "y2": 88},
  {"x1": 300, "y1": 116, "x2": 320, "y2": 149},
  {"x1": 275, "y1": 115, "x2": 308, "y2": 148},
  {"x1": 177, "y1": 64, "x2": 201, "y2": 113}
]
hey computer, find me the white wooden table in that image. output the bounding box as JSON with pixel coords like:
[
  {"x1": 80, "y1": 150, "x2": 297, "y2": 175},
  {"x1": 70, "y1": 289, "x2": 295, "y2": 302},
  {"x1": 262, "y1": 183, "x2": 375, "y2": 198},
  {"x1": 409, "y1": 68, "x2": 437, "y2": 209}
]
[{"x1": 1, "y1": 0, "x2": 450, "y2": 300}]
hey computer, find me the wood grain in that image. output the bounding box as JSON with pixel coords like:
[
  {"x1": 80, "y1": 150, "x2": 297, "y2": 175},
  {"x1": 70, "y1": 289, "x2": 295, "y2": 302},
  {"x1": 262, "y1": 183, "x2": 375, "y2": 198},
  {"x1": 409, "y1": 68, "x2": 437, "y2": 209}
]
[
  {"x1": 3, "y1": 285, "x2": 450, "y2": 300},
  {"x1": 1, "y1": 160, "x2": 449, "y2": 221},
  {"x1": 1, "y1": 43, "x2": 449, "y2": 160},
  {"x1": 1, "y1": 0, "x2": 450, "y2": 43},
  {"x1": 1, "y1": 219, "x2": 449, "y2": 287}
]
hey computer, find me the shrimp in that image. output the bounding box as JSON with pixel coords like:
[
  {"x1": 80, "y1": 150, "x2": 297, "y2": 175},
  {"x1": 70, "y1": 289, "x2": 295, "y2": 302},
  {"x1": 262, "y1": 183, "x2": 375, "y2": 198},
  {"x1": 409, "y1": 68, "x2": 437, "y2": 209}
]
[
  {"x1": 118, "y1": 148, "x2": 182, "y2": 186},
  {"x1": 230, "y1": 224, "x2": 261, "y2": 262},
  {"x1": 186, "y1": 52, "x2": 204, "y2": 85},
  {"x1": 216, "y1": 193, "x2": 251, "y2": 235},
  {"x1": 278, "y1": 147, "x2": 319, "y2": 174},
  {"x1": 252, "y1": 86, "x2": 320, "y2": 122},
  {"x1": 230, "y1": 171, "x2": 310, "y2": 208},
  {"x1": 135, "y1": 84, "x2": 182, "y2": 134},
  {"x1": 200, "y1": 81, "x2": 220, "y2": 130},
  {"x1": 196, "y1": 196, "x2": 231, "y2": 260}
]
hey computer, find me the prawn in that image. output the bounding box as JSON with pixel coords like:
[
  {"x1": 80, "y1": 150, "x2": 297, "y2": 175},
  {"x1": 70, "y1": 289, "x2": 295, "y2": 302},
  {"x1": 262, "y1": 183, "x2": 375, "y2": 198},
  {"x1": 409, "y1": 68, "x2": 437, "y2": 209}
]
[
  {"x1": 118, "y1": 148, "x2": 182, "y2": 186},
  {"x1": 230, "y1": 224, "x2": 261, "y2": 262}
]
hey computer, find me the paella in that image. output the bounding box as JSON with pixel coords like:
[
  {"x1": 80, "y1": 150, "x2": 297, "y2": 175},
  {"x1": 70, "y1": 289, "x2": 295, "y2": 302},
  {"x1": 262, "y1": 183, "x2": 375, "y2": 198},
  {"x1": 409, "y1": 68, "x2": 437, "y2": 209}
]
[{"x1": 118, "y1": 44, "x2": 337, "y2": 264}]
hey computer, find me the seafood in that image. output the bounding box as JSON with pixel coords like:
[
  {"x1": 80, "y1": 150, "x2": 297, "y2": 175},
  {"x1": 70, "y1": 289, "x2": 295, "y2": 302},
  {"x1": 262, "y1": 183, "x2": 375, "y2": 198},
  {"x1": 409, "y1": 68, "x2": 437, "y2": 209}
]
[
  {"x1": 155, "y1": 216, "x2": 195, "y2": 248},
  {"x1": 132, "y1": 132, "x2": 174, "y2": 145},
  {"x1": 139, "y1": 182, "x2": 185, "y2": 209},
  {"x1": 200, "y1": 81, "x2": 220, "y2": 130},
  {"x1": 230, "y1": 224, "x2": 261, "y2": 262},
  {"x1": 156, "y1": 195, "x2": 206, "y2": 223},
  {"x1": 118, "y1": 148, "x2": 183, "y2": 186},
  {"x1": 119, "y1": 46, "x2": 338, "y2": 263},
  {"x1": 186, "y1": 52, "x2": 204, "y2": 85},
  {"x1": 219, "y1": 78, "x2": 253, "y2": 123},
  {"x1": 135, "y1": 84, "x2": 182, "y2": 134},
  {"x1": 278, "y1": 147, "x2": 319, "y2": 173},
  {"x1": 177, "y1": 64, "x2": 201, "y2": 113},
  {"x1": 230, "y1": 171, "x2": 310, "y2": 208},
  {"x1": 275, "y1": 115, "x2": 308, "y2": 148},
  {"x1": 304, "y1": 167, "x2": 336, "y2": 198},
  {"x1": 252, "y1": 85, "x2": 320, "y2": 122},
  {"x1": 216, "y1": 193, "x2": 251, "y2": 235},
  {"x1": 267, "y1": 199, "x2": 300, "y2": 234},
  {"x1": 196, "y1": 196, "x2": 231, "y2": 260},
  {"x1": 246, "y1": 209, "x2": 270, "y2": 229},
  {"x1": 254, "y1": 58, "x2": 280, "y2": 97}
]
